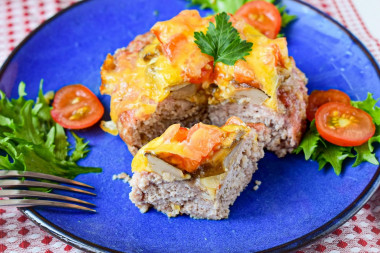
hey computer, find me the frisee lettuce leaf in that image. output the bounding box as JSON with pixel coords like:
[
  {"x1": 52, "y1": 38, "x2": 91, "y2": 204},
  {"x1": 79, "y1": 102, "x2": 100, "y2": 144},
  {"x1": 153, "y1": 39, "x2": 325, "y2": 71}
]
[
  {"x1": 277, "y1": 5, "x2": 297, "y2": 29},
  {"x1": 294, "y1": 93, "x2": 380, "y2": 175},
  {"x1": 189, "y1": 0, "x2": 249, "y2": 14},
  {"x1": 188, "y1": 0, "x2": 297, "y2": 36},
  {"x1": 0, "y1": 81, "x2": 101, "y2": 180}
]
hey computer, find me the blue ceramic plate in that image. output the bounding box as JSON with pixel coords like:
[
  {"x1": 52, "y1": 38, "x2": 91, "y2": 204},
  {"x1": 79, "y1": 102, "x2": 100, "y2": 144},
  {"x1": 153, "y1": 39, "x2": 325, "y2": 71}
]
[{"x1": 0, "y1": 0, "x2": 379, "y2": 252}]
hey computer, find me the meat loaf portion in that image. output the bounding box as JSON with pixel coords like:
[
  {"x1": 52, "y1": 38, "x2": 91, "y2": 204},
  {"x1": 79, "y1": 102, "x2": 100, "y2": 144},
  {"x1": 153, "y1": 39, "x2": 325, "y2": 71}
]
[
  {"x1": 129, "y1": 128, "x2": 264, "y2": 219},
  {"x1": 118, "y1": 97, "x2": 207, "y2": 155},
  {"x1": 102, "y1": 30, "x2": 307, "y2": 157},
  {"x1": 208, "y1": 65, "x2": 308, "y2": 157},
  {"x1": 101, "y1": 32, "x2": 209, "y2": 155}
]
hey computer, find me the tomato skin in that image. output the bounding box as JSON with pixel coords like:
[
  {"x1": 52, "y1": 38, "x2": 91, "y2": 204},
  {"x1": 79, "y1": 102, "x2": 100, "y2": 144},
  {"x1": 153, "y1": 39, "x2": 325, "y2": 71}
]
[
  {"x1": 186, "y1": 123, "x2": 223, "y2": 157},
  {"x1": 158, "y1": 123, "x2": 224, "y2": 173},
  {"x1": 160, "y1": 33, "x2": 188, "y2": 61},
  {"x1": 172, "y1": 127, "x2": 189, "y2": 142},
  {"x1": 315, "y1": 102, "x2": 375, "y2": 147},
  {"x1": 235, "y1": 0, "x2": 282, "y2": 39},
  {"x1": 51, "y1": 84, "x2": 104, "y2": 129},
  {"x1": 157, "y1": 152, "x2": 200, "y2": 173},
  {"x1": 233, "y1": 60, "x2": 260, "y2": 88},
  {"x1": 307, "y1": 89, "x2": 351, "y2": 121}
]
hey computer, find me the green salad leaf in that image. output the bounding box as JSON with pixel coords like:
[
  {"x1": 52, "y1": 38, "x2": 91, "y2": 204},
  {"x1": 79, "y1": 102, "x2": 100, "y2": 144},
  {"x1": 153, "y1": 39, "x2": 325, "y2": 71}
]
[
  {"x1": 188, "y1": 0, "x2": 297, "y2": 36},
  {"x1": 294, "y1": 120, "x2": 320, "y2": 160},
  {"x1": 295, "y1": 93, "x2": 380, "y2": 175},
  {"x1": 189, "y1": 0, "x2": 249, "y2": 14},
  {"x1": 194, "y1": 12, "x2": 253, "y2": 65},
  {"x1": 0, "y1": 81, "x2": 101, "y2": 179},
  {"x1": 277, "y1": 5, "x2": 297, "y2": 28},
  {"x1": 352, "y1": 143, "x2": 379, "y2": 167}
]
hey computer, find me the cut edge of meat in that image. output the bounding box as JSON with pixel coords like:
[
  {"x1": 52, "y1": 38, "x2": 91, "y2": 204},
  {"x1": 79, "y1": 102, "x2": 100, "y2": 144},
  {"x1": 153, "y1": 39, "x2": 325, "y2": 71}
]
[{"x1": 129, "y1": 129, "x2": 264, "y2": 219}]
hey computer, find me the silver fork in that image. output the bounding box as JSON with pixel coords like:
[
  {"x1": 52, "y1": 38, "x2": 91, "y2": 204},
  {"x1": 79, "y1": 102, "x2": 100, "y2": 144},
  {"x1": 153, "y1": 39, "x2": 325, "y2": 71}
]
[{"x1": 0, "y1": 170, "x2": 96, "y2": 212}]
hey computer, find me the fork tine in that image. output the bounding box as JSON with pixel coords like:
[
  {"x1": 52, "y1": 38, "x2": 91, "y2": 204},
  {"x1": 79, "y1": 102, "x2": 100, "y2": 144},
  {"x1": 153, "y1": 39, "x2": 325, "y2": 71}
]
[
  {"x1": 0, "y1": 199, "x2": 96, "y2": 212},
  {"x1": 0, "y1": 180, "x2": 96, "y2": 196},
  {"x1": 0, "y1": 170, "x2": 93, "y2": 189},
  {"x1": 0, "y1": 190, "x2": 95, "y2": 206}
]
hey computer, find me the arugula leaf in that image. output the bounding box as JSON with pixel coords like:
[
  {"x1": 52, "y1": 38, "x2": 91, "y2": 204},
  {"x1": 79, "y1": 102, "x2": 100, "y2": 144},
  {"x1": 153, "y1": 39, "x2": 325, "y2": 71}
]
[
  {"x1": 18, "y1": 82, "x2": 27, "y2": 97},
  {"x1": 194, "y1": 12, "x2": 253, "y2": 65},
  {"x1": 0, "y1": 82, "x2": 101, "y2": 183},
  {"x1": 69, "y1": 132, "x2": 90, "y2": 162},
  {"x1": 54, "y1": 124, "x2": 69, "y2": 160},
  {"x1": 295, "y1": 92, "x2": 380, "y2": 175}
]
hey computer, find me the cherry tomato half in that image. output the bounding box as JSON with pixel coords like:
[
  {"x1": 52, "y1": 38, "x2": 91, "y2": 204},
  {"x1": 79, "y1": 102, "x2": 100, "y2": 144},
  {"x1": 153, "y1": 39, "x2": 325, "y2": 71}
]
[
  {"x1": 51, "y1": 84, "x2": 104, "y2": 129},
  {"x1": 315, "y1": 102, "x2": 375, "y2": 147},
  {"x1": 235, "y1": 0, "x2": 282, "y2": 39},
  {"x1": 306, "y1": 89, "x2": 351, "y2": 121}
]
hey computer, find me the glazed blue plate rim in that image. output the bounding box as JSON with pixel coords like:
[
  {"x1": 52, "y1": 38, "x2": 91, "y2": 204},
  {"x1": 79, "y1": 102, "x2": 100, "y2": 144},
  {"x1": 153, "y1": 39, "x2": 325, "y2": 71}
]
[{"x1": 0, "y1": 0, "x2": 379, "y2": 252}]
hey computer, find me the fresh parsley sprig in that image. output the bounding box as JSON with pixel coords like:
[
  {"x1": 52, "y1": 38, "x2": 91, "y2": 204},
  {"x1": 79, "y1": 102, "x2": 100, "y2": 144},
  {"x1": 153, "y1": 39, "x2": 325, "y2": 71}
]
[
  {"x1": 194, "y1": 12, "x2": 253, "y2": 65},
  {"x1": 294, "y1": 93, "x2": 380, "y2": 175}
]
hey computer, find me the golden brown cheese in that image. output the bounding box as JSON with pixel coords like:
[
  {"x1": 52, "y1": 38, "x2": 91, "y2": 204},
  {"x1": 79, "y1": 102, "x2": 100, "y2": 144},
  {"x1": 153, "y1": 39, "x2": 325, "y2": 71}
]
[
  {"x1": 100, "y1": 10, "x2": 293, "y2": 122},
  {"x1": 131, "y1": 120, "x2": 251, "y2": 174}
]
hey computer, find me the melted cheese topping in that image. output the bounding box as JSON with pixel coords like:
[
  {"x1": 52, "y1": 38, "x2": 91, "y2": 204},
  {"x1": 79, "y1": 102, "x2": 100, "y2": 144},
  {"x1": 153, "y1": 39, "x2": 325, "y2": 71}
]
[
  {"x1": 131, "y1": 121, "x2": 250, "y2": 174},
  {"x1": 101, "y1": 10, "x2": 293, "y2": 122},
  {"x1": 102, "y1": 38, "x2": 184, "y2": 121}
]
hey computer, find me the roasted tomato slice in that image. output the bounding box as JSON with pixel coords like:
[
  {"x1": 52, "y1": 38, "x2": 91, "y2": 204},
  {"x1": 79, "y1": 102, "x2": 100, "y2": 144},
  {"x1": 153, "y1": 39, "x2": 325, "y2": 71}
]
[
  {"x1": 315, "y1": 102, "x2": 375, "y2": 147},
  {"x1": 186, "y1": 123, "x2": 224, "y2": 158},
  {"x1": 51, "y1": 84, "x2": 104, "y2": 129},
  {"x1": 306, "y1": 89, "x2": 351, "y2": 121},
  {"x1": 235, "y1": 0, "x2": 282, "y2": 39},
  {"x1": 172, "y1": 127, "x2": 189, "y2": 142},
  {"x1": 158, "y1": 123, "x2": 224, "y2": 173}
]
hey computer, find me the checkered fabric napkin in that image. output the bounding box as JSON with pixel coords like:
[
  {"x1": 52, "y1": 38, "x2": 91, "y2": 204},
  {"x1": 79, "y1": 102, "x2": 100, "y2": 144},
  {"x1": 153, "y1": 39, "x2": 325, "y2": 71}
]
[{"x1": 0, "y1": 0, "x2": 379, "y2": 252}]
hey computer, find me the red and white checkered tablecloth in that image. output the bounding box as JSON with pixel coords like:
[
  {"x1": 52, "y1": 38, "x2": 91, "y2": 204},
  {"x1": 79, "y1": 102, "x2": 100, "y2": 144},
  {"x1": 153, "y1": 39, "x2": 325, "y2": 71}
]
[{"x1": 0, "y1": 0, "x2": 379, "y2": 252}]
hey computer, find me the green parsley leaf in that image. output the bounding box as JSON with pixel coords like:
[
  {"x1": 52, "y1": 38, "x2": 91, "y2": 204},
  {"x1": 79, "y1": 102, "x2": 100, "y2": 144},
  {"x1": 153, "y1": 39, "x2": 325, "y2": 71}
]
[
  {"x1": 194, "y1": 12, "x2": 253, "y2": 65},
  {"x1": 0, "y1": 82, "x2": 101, "y2": 185}
]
